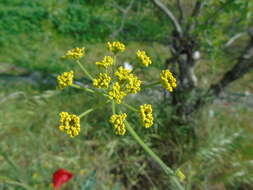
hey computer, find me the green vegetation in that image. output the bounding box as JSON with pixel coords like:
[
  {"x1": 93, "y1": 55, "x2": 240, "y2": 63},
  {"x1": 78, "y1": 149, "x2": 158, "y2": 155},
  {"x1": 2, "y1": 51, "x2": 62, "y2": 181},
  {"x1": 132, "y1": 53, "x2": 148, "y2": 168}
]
[
  {"x1": 0, "y1": 0, "x2": 169, "y2": 74},
  {"x1": 1, "y1": 45, "x2": 253, "y2": 189},
  {"x1": 0, "y1": 0, "x2": 253, "y2": 190}
]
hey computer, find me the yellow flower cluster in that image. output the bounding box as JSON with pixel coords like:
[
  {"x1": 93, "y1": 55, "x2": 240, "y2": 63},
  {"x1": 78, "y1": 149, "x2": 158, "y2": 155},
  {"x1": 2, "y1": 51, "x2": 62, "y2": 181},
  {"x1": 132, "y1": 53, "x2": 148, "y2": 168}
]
[
  {"x1": 139, "y1": 104, "x2": 153, "y2": 128},
  {"x1": 56, "y1": 42, "x2": 176, "y2": 139},
  {"x1": 108, "y1": 82, "x2": 126, "y2": 104},
  {"x1": 107, "y1": 41, "x2": 125, "y2": 54},
  {"x1": 93, "y1": 73, "x2": 111, "y2": 89},
  {"x1": 160, "y1": 70, "x2": 177, "y2": 92},
  {"x1": 110, "y1": 113, "x2": 127, "y2": 135},
  {"x1": 136, "y1": 50, "x2": 152, "y2": 67},
  {"x1": 95, "y1": 56, "x2": 114, "y2": 68},
  {"x1": 58, "y1": 112, "x2": 80, "y2": 137},
  {"x1": 114, "y1": 66, "x2": 142, "y2": 94},
  {"x1": 114, "y1": 66, "x2": 131, "y2": 81},
  {"x1": 57, "y1": 71, "x2": 74, "y2": 89},
  {"x1": 125, "y1": 74, "x2": 142, "y2": 94},
  {"x1": 63, "y1": 47, "x2": 85, "y2": 60}
]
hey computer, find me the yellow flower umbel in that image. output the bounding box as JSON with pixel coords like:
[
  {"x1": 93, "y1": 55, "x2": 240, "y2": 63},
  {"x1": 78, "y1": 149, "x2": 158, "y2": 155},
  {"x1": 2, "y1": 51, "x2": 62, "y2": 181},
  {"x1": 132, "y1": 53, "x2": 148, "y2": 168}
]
[
  {"x1": 57, "y1": 71, "x2": 74, "y2": 89},
  {"x1": 58, "y1": 112, "x2": 80, "y2": 137},
  {"x1": 136, "y1": 50, "x2": 152, "y2": 67},
  {"x1": 108, "y1": 82, "x2": 126, "y2": 104},
  {"x1": 93, "y1": 73, "x2": 111, "y2": 89},
  {"x1": 125, "y1": 74, "x2": 142, "y2": 94},
  {"x1": 139, "y1": 104, "x2": 153, "y2": 128},
  {"x1": 107, "y1": 41, "x2": 125, "y2": 54},
  {"x1": 95, "y1": 56, "x2": 114, "y2": 68},
  {"x1": 110, "y1": 113, "x2": 127, "y2": 135},
  {"x1": 160, "y1": 70, "x2": 177, "y2": 92},
  {"x1": 114, "y1": 67, "x2": 141, "y2": 94},
  {"x1": 63, "y1": 47, "x2": 85, "y2": 60},
  {"x1": 114, "y1": 66, "x2": 131, "y2": 82}
]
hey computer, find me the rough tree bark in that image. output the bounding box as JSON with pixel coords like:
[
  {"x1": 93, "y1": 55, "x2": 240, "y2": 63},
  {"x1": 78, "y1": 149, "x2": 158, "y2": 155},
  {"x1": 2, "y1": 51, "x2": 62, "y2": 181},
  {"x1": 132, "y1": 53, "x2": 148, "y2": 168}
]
[
  {"x1": 150, "y1": 0, "x2": 253, "y2": 120},
  {"x1": 193, "y1": 30, "x2": 253, "y2": 113}
]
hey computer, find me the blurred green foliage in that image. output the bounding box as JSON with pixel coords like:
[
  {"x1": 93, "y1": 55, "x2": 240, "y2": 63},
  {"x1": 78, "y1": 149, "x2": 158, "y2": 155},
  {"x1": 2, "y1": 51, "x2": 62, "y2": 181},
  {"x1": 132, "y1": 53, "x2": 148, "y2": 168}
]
[
  {"x1": 0, "y1": 0, "x2": 169, "y2": 44},
  {"x1": 1, "y1": 0, "x2": 253, "y2": 189},
  {"x1": 0, "y1": 0, "x2": 170, "y2": 74}
]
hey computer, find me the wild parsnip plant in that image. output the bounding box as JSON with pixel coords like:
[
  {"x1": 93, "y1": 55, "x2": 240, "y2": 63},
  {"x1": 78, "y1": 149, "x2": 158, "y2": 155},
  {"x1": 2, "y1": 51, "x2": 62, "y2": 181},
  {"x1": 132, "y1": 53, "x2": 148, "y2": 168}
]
[{"x1": 56, "y1": 42, "x2": 183, "y2": 189}]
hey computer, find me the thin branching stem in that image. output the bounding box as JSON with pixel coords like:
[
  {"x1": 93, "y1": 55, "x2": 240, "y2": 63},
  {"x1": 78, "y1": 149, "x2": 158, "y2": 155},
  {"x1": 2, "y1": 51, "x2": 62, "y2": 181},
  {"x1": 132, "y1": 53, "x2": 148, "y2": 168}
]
[
  {"x1": 143, "y1": 81, "x2": 160, "y2": 89},
  {"x1": 79, "y1": 100, "x2": 110, "y2": 118},
  {"x1": 125, "y1": 121, "x2": 184, "y2": 190},
  {"x1": 71, "y1": 84, "x2": 95, "y2": 94},
  {"x1": 77, "y1": 60, "x2": 94, "y2": 81},
  {"x1": 122, "y1": 102, "x2": 138, "y2": 112},
  {"x1": 112, "y1": 101, "x2": 116, "y2": 114}
]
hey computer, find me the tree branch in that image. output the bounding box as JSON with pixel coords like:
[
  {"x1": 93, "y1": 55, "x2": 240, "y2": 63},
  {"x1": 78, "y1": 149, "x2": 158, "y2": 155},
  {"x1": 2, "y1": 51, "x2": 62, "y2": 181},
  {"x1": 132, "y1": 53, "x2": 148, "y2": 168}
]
[
  {"x1": 190, "y1": 33, "x2": 253, "y2": 114},
  {"x1": 191, "y1": 0, "x2": 204, "y2": 17},
  {"x1": 109, "y1": 0, "x2": 135, "y2": 38},
  {"x1": 225, "y1": 32, "x2": 247, "y2": 47},
  {"x1": 176, "y1": 0, "x2": 184, "y2": 23},
  {"x1": 185, "y1": 0, "x2": 205, "y2": 33},
  {"x1": 210, "y1": 39, "x2": 253, "y2": 96},
  {"x1": 150, "y1": 0, "x2": 183, "y2": 37}
]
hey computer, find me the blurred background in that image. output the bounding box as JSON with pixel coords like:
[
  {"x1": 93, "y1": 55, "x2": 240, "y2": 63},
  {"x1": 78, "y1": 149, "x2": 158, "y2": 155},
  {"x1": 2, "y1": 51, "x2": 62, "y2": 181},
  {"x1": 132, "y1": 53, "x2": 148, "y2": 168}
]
[{"x1": 0, "y1": 0, "x2": 253, "y2": 189}]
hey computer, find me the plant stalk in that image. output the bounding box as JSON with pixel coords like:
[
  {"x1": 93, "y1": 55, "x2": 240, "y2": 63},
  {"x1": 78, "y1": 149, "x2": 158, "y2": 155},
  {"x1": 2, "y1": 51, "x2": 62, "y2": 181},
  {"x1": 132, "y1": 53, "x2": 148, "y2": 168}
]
[
  {"x1": 79, "y1": 100, "x2": 110, "y2": 118},
  {"x1": 112, "y1": 101, "x2": 116, "y2": 114},
  {"x1": 125, "y1": 121, "x2": 184, "y2": 190},
  {"x1": 143, "y1": 81, "x2": 160, "y2": 89},
  {"x1": 77, "y1": 60, "x2": 94, "y2": 81},
  {"x1": 71, "y1": 84, "x2": 95, "y2": 94},
  {"x1": 122, "y1": 102, "x2": 138, "y2": 112}
]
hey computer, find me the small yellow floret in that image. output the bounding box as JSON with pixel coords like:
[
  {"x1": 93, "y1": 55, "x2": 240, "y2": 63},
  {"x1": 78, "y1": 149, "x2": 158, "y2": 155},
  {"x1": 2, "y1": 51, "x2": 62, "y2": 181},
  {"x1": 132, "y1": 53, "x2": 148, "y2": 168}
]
[
  {"x1": 93, "y1": 73, "x2": 111, "y2": 89},
  {"x1": 114, "y1": 66, "x2": 131, "y2": 81},
  {"x1": 95, "y1": 56, "x2": 114, "y2": 68},
  {"x1": 175, "y1": 169, "x2": 185, "y2": 182},
  {"x1": 107, "y1": 41, "x2": 125, "y2": 54},
  {"x1": 58, "y1": 112, "x2": 80, "y2": 137},
  {"x1": 62, "y1": 47, "x2": 85, "y2": 60},
  {"x1": 139, "y1": 104, "x2": 153, "y2": 128},
  {"x1": 114, "y1": 67, "x2": 141, "y2": 94},
  {"x1": 160, "y1": 70, "x2": 177, "y2": 92},
  {"x1": 108, "y1": 82, "x2": 126, "y2": 104},
  {"x1": 57, "y1": 71, "x2": 74, "y2": 89},
  {"x1": 110, "y1": 113, "x2": 127, "y2": 135},
  {"x1": 125, "y1": 74, "x2": 142, "y2": 94},
  {"x1": 136, "y1": 50, "x2": 152, "y2": 67}
]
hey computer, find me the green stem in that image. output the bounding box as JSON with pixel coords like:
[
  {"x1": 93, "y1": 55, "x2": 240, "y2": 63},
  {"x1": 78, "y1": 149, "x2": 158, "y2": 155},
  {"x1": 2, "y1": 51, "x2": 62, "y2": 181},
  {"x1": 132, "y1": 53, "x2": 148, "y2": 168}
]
[
  {"x1": 122, "y1": 102, "x2": 138, "y2": 112},
  {"x1": 77, "y1": 60, "x2": 94, "y2": 81},
  {"x1": 78, "y1": 108, "x2": 94, "y2": 118},
  {"x1": 112, "y1": 55, "x2": 117, "y2": 74},
  {"x1": 143, "y1": 81, "x2": 160, "y2": 89},
  {"x1": 71, "y1": 84, "x2": 108, "y2": 99},
  {"x1": 71, "y1": 84, "x2": 95, "y2": 94},
  {"x1": 112, "y1": 101, "x2": 116, "y2": 114},
  {"x1": 125, "y1": 121, "x2": 184, "y2": 190},
  {"x1": 78, "y1": 100, "x2": 110, "y2": 118}
]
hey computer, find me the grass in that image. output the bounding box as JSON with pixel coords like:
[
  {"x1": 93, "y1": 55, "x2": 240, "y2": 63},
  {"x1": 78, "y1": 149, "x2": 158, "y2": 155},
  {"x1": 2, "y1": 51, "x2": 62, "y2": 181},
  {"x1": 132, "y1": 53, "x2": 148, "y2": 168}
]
[
  {"x1": 1, "y1": 1, "x2": 253, "y2": 189},
  {"x1": 1, "y1": 51, "x2": 253, "y2": 190},
  {"x1": 0, "y1": 22, "x2": 253, "y2": 190},
  {"x1": 0, "y1": 84, "x2": 120, "y2": 189},
  {"x1": 0, "y1": 40, "x2": 168, "y2": 189}
]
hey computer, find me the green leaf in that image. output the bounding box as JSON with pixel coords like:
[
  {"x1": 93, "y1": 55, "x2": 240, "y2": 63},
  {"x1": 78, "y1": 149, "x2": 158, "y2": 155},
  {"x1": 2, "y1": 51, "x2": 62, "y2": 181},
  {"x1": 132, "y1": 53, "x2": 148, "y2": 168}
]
[{"x1": 81, "y1": 170, "x2": 96, "y2": 190}]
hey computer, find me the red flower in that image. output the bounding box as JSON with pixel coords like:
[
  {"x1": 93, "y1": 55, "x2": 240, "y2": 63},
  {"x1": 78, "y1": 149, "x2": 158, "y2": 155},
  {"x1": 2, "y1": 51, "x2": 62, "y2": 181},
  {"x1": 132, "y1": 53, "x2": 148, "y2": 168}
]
[{"x1": 52, "y1": 168, "x2": 73, "y2": 189}]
